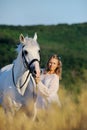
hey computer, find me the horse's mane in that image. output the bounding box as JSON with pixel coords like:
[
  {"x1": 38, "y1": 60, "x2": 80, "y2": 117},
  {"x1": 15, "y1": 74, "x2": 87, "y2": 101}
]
[{"x1": 16, "y1": 44, "x2": 22, "y2": 54}]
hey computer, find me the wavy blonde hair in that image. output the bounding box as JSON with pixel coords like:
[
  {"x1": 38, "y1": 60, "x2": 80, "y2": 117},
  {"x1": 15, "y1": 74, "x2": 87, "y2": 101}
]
[{"x1": 46, "y1": 54, "x2": 62, "y2": 80}]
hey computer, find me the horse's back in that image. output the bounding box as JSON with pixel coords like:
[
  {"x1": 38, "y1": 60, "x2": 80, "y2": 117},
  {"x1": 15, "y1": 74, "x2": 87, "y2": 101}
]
[
  {"x1": 0, "y1": 64, "x2": 13, "y2": 73},
  {"x1": 0, "y1": 64, "x2": 13, "y2": 91}
]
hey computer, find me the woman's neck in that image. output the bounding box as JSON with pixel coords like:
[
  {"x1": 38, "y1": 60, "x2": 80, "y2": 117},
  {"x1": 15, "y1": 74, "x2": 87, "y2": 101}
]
[{"x1": 47, "y1": 70, "x2": 54, "y2": 74}]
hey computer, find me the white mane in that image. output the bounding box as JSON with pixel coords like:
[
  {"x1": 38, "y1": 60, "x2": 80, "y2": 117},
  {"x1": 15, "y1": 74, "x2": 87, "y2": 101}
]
[{"x1": 16, "y1": 44, "x2": 23, "y2": 53}]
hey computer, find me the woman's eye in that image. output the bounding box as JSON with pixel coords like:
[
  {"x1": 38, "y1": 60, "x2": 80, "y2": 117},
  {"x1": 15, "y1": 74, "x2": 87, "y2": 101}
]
[
  {"x1": 49, "y1": 62, "x2": 52, "y2": 65},
  {"x1": 24, "y1": 50, "x2": 28, "y2": 55}
]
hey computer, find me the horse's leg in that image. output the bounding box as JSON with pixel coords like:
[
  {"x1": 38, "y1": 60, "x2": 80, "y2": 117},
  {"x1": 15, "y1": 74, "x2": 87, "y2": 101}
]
[
  {"x1": 2, "y1": 95, "x2": 15, "y2": 115},
  {"x1": 57, "y1": 95, "x2": 62, "y2": 108},
  {"x1": 32, "y1": 101, "x2": 37, "y2": 121}
]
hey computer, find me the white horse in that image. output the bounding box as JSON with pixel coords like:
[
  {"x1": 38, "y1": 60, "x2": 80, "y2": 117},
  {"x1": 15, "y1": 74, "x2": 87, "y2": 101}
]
[{"x1": 0, "y1": 33, "x2": 40, "y2": 119}]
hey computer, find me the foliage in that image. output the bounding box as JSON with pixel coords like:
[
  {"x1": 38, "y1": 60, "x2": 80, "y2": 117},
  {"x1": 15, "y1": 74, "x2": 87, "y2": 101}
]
[{"x1": 0, "y1": 23, "x2": 87, "y2": 93}]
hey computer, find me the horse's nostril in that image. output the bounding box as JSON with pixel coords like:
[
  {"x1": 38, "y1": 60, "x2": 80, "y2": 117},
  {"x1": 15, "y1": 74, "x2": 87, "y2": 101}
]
[{"x1": 34, "y1": 70, "x2": 37, "y2": 74}]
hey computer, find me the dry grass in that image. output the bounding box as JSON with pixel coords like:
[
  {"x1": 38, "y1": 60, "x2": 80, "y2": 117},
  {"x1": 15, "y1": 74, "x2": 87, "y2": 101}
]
[{"x1": 0, "y1": 86, "x2": 87, "y2": 130}]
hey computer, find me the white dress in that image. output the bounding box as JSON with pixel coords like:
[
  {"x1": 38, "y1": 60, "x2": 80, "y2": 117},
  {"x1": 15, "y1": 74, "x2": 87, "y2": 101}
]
[{"x1": 36, "y1": 70, "x2": 61, "y2": 109}]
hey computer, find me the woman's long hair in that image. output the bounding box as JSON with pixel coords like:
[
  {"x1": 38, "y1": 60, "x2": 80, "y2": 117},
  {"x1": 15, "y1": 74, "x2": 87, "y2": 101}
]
[{"x1": 46, "y1": 54, "x2": 62, "y2": 80}]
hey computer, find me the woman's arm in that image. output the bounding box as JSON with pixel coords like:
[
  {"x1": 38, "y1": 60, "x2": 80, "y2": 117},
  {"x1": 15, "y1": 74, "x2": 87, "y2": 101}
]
[{"x1": 37, "y1": 75, "x2": 59, "y2": 98}]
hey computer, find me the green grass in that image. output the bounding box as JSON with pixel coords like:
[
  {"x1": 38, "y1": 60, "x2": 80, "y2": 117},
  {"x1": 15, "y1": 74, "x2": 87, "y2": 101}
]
[{"x1": 0, "y1": 23, "x2": 87, "y2": 93}]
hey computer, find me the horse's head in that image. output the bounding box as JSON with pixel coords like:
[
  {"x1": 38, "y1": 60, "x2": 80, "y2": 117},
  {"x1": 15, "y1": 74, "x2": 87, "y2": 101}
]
[{"x1": 19, "y1": 33, "x2": 40, "y2": 78}]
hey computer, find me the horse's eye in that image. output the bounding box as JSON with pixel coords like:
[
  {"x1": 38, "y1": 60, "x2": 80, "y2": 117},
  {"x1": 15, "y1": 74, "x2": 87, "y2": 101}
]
[
  {"x1": 23, "y1": 50, "x2": 28, "y2": 55},
  {"x1": 38, "y1": 50, "x2": 40, "y2": 54},
  {"x1": 22, "y1": 45, "x2": 25, "y2": 48}
]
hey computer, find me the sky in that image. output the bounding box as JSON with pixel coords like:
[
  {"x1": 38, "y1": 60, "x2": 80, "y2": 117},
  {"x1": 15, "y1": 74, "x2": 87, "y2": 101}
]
[{"x1": 0, "y1": 0, "x2": 87, "y2": 26}]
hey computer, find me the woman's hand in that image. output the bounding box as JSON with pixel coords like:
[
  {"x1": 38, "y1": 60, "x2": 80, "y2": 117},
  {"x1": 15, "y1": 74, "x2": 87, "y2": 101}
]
[{"x1": 35, "y1": 77, "x2": 40, "y2": 84}]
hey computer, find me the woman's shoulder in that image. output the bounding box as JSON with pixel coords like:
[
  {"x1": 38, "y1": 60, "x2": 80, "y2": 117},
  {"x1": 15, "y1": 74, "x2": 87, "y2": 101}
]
[
  {"x1": 40, "y1": 68, "x2": 59, "y2": 79},
  {"x1": 52, "y1": 73, "x2": 59, "y2": 80}
]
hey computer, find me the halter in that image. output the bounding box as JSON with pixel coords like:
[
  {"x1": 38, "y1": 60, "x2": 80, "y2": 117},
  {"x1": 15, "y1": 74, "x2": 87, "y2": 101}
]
[
  {"x1": 22, "y1": 49, "x2": 39, "y2": 72},
  {"x1": 12, "y1": 48, "x2": 39, "y2": 89},
  {"x1": 12, "y1": 65, "x2": 30, "y2": 89}
]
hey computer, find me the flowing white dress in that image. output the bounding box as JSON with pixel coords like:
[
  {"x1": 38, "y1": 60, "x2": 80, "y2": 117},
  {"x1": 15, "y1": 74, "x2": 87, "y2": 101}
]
[{"x1": 36, "y1": 70, "x2": 61, "y2": 109}]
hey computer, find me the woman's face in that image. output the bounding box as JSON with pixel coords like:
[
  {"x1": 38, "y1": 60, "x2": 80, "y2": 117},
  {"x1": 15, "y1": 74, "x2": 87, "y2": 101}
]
[{"x1": 48, "y1": 58, "x2": 58, "y2": 72}]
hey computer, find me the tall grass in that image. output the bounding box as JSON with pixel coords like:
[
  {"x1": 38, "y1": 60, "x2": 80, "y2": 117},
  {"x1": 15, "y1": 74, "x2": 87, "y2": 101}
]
[
  {"x1": 0, "y1": 84, "x2": 87, "y2": 130},
  {"x1": 0, "y1": 24, "x2": 87, "y2": 129}
]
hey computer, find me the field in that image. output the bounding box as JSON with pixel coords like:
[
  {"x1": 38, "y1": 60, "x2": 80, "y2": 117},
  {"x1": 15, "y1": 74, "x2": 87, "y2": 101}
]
[
  {"x1": 0, "y1": 85, "x2": 87, "y2": 130},
  {"x1": 0, "y1": 23, "x2": 87, "y2": 130}
]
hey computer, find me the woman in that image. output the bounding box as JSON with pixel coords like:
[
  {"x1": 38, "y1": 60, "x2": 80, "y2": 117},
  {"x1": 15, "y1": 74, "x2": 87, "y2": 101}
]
[{"x1": 35, "y1": 54, "x2": 62, "y2": 109}]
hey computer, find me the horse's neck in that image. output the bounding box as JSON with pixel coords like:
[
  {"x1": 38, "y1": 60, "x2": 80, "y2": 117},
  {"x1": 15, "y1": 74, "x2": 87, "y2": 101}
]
[
  {"x1": 13, "y1": 61, "x2": 29, "y2": 95},
  {"x1": 13, "y1": 54, "x2": 36, "y2": 96},
  {"x1": 19, "y1": 73, "x2": 36, "y2": 96},
  {"x1": 17, "y1": 71, "x2": 31, "y2": 95},
  {"x1": 13, "y1": 57, "x2": 27, "y2": 84}
]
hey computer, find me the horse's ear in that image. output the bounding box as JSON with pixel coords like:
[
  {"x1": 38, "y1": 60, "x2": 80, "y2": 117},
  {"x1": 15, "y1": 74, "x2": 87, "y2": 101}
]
[
  {"x1": 33, "y1": 32, "x2": 37, "y2": 41},
  {"x1": 20, "y1": 34, "x2": 24, "y2": 43}
]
